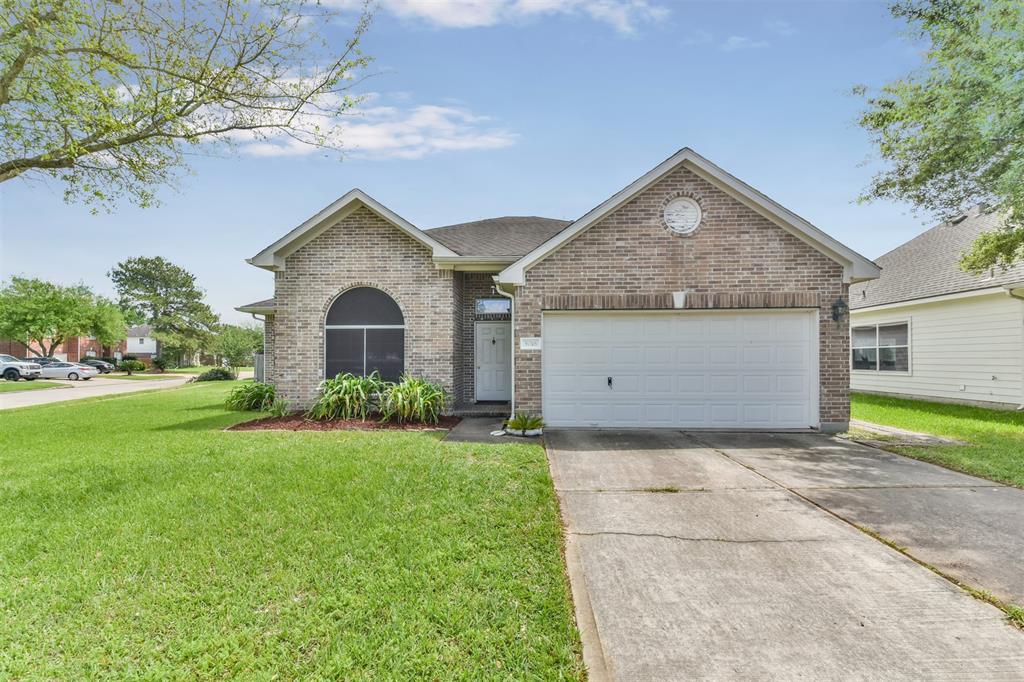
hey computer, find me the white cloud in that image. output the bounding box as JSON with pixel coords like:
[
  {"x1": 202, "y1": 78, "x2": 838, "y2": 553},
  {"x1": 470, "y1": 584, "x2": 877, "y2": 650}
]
[
  {"x1": 721, "y1": 35, "x2": 769, "y2": 51},
  {"x1": 232, "y1": 96, "x2": 517, "y2": 160},
  {"x1": 764, "y1": 19, "x2": 796, "y2": 37},
  {"x1": 329, "y1": 0, "x2": 668, "y2": 33}
]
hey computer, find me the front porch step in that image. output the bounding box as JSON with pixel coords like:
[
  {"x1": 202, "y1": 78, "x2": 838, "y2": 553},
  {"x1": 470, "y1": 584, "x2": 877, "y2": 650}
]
[{"x1": 451, "y1": 402, "x2": 511, "y2": 418}]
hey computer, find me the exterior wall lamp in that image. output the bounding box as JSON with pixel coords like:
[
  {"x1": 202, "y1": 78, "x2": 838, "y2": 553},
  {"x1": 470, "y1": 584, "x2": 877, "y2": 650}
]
[{"x1": 831, "y1": 297, "x2": 849, "y2": 326}]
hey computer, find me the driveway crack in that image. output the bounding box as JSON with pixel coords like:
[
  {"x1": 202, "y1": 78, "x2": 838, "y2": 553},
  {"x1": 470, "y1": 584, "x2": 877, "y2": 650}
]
[{"x1": 569, "y1": 530, "x2": 826, "y2": 544}]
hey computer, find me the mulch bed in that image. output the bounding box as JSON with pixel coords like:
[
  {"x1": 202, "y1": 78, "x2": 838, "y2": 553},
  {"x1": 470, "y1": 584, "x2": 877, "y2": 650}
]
[{"x1": 228, "y1": 414, "x2": 461, "y2": 432}]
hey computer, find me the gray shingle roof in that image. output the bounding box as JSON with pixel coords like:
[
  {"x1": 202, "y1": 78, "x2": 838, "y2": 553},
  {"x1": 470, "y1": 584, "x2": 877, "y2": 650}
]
[
  {"x1": 238, "y1": 298, "x2": 276, "y2": 310},
  {"x1": 850, "y1": 206, "x2": 1024, "y2": 310},
  {"x1": 126, "y1": 324, "x2": 153, "y2": 337},
  {"x1": 426, "y1": 216, "x2": 571, "y2": 257}
]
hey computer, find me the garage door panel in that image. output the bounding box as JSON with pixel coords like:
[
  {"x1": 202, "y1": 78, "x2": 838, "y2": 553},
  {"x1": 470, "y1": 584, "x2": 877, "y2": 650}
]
[
  {"x1": 543, "y1": 312, "x2": 816, "y2": 429},
  {"x1": 710, "y1": 403, "x2": 740, "y2": 424},
  {"x1": 677, "y1": 374, "x2": 706, "y2": 393},
  {"x1": 777, "y1": 346, "x2": 807, "y2": 367},
  {"x1": 776, "y1": 374, "x2": 806, "y2": 394},
  {"x1": 742, "y1": 375, "x2": 773, "y2": 393},
  {"x1": 611, "y1": 346, "x2": 642, "y2": 365},
  {"x1": 645, "y1": 375, "x2": 673, "y2": 393},
  {"x1": 709, "y1": 317, "x2": 739, "y2": 337},
  {"x1": 708, "y1": 374, "x2": 739, "y2": 393},
  {"x1": 677, "y1": 403, "x2": 707, "y2": 422},
  {"x1": 708, "y1": 346, "x2": 738, "y2": 366},
  {"x1": 742, "y1": 346, "x2": 773, "y2": 365},
  {"x1": 676, "y1": 346, "x2": 706, "y2": 365},
  {"x1": 644, "y1": 346, "x2": 674, "y2": 365}
]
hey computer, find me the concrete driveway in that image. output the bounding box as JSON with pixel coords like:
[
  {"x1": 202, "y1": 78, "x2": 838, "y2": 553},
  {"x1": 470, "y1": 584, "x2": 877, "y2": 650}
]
[{"x1": 547, "y1": 430, "x2": 1024, "y2": 681}]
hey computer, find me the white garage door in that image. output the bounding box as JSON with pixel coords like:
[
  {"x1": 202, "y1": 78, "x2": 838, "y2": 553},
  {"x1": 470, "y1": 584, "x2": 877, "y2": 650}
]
[{"x1": 542, "y1": 311, "x2": 818, "y2": 428}]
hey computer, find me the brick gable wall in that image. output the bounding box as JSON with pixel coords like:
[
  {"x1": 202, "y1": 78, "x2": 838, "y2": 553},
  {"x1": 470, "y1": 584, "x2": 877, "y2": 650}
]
[
  {"x1": 271, "y1": 206, "x2": 456, "y2": 408},
  {"x1": 513, "y1": 166, "x2": 850, "y2": 427}
]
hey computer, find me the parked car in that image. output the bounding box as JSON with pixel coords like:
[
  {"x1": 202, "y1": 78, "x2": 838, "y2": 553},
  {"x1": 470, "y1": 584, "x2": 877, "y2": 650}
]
[
  {"x1": 0, "y1": 354, "x2": 42, "y2": 381},
  {"x1": 21, "y1": 356, "x2": 59, "y2": 366},
  {"x1": 39, "y1": 362, "x2": 98, "y2": 381},
  {"x1": 78, "y1": 358, "x2": 115, "y2": 373}
]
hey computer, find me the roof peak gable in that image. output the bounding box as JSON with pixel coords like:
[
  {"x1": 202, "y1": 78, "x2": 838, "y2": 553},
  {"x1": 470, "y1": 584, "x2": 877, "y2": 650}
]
[
  {"x1": 495, "y1": 147, "x2": 880, "y2": 286},
  {"x1": 247, "y1": 188, "x2": 457, "y2": 270}
]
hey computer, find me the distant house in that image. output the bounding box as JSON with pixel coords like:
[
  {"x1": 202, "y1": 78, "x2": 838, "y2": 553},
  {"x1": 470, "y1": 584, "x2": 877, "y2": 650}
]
[
  {"x1": 124, "y1": 325, "x2": 160, "y2": 364},
  {"x1": 850, "y1": 205, "x2": 1024, "y2": 409},
  {"x1": 0, "y1": 336, "x2": 120, "y2": 362}
]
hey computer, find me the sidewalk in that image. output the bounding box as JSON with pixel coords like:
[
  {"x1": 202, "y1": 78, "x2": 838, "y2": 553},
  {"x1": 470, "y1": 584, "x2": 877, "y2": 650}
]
[{"x1": 0, "y1": 371, "x2": 253, "y2": 411}]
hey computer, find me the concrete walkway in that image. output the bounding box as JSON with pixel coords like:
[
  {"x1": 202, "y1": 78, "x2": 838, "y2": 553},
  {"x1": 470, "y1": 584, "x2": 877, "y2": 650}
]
[{"x1": 547, "y1": 429, "x2": 1024, "y2": 681}]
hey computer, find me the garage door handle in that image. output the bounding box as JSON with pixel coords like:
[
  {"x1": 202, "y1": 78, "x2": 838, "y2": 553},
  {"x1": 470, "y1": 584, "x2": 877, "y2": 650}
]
[{"x1": 607, "y1": 376, "x2": 613, "y2": 388}]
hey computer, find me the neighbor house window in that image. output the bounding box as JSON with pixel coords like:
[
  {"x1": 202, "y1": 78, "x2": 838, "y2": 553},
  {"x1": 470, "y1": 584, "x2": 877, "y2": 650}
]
[
  {"x1": 324, "y1": 287, "x2": 404, "y2": 381},
  {"x1": 852, "y1": 322, "x2": 909, "y2": 372},
  {"x1": 475, "y1": 298, "x2": 510, "y2": 315}
]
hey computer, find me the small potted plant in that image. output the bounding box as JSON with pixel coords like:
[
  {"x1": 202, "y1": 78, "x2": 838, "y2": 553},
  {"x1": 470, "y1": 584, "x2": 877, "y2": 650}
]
[{"x1": 504, "y1": 411, "x2": 544, "y2": 437}]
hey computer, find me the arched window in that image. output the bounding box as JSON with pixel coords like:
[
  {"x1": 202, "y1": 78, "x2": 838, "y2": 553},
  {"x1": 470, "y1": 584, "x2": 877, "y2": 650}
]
[{"x1": 325, "y1": 287, "x2": 404, "y2": 381}]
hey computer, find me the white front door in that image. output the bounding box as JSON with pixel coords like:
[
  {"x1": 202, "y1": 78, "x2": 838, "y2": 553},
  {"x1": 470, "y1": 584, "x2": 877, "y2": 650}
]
[
  {"x1": 542, "y1": 310, "x2": 818, "y2": 428},
  {"x1": 475, "y1": 321, "x2": 512, "y2": 401}
]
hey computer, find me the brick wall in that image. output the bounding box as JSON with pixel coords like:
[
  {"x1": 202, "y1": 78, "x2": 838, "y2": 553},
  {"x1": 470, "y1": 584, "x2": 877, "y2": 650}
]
[
  {"x1": 263, "y1": 314, "x2": 276, "y2": 383},
  {"x1": 272, "y1": 206, "x2": 456, "y2": 408},
  {"x1": 513, "y1": 166, "x2": 850, "y2": 426}
]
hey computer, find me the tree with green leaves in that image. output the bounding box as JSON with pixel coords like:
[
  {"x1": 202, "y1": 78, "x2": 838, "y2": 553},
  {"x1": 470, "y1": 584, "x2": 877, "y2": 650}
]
[
  {"x1": 213, "y1": 323, "x2": 264, "y2": 368},
  {"x1": 856, "y1": 0, "x2": 1024, "y2": 273},
  {"x1": 0, "y1": 277, "x2": 127, "y2": 356},
  {"x1": 1, "y1": 0, "x2": 371, "y2": 209},
  {"x1": 109, "y1": 256, "x2": 218, "y2": 357}
]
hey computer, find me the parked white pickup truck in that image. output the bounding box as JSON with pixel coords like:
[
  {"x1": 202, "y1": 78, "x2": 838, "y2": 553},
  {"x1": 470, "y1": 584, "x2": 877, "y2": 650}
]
[{"x1": 0, "y1": 354, "x2": 42, "y2": 381}]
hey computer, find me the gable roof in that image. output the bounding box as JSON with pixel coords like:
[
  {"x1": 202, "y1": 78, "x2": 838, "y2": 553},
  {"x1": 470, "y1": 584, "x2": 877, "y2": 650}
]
[
  {"x1": 496, "y1": 148, "x2": 881, "y2": 286},
  {"x1": 427, "y1": 217, "x2": 572, "y2": 257},
  {"x1": 126, "y1": 324, "x2": 153, "y2": 337},
  {"x1": 850, "y1": 206, "x2": 1024, "y2": 310},
  {"x1": 247, "y1": 189, "x2": 457, "y2": 270}
]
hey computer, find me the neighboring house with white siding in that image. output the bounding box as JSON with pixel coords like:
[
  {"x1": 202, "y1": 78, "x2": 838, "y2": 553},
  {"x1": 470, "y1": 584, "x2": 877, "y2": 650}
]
[
  {"x1": 123, "y1": 325, "x2": 160, "y2": 363},
  {"x1": 850, "y1": 205, "x2": 1024, "y2": 409}
]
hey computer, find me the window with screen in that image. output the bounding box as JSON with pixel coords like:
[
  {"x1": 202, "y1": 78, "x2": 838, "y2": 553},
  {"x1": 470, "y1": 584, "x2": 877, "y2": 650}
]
[{"x1": 324, "y1": 287, "x2": 404, "y2": 381}]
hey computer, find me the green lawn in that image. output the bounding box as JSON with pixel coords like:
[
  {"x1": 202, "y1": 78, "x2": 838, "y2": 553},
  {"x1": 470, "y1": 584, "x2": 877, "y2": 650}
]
[
  {"x1": 851, "y1": 392, "x2": 1024, "y2": 488},
  {"x1": 0, "y1": 380, "x2": 67, "y2": 393},
  {"x1": 0, "y1": 383, "x2": 582, "y2": 679}
]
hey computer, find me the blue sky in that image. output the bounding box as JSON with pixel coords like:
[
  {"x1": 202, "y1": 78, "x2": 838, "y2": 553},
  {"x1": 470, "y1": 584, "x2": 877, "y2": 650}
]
[{"x1": 0, "y1": 0, "x2": 929, "y2": 323}]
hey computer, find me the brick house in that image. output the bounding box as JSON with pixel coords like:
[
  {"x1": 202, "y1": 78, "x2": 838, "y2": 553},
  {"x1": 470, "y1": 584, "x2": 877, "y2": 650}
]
[
  {"x1": 1, "y1": 336, "x2": 122, "y2": 362},
  {"x1": 238, "y1": 148, "x2": 879, "y2": 431}
]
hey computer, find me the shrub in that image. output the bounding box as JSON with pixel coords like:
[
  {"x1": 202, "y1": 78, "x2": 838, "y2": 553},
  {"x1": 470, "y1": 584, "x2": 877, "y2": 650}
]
[
  {"x1": 225, "y1": 382, "x2": 277, "y2": 411},
  {"x1": 268, "y1": 397, "x2": 290, "y2": 418},
  {"x1": 506, "y1": 412, "x2": 544, "y2": 431},
  {"x1": 193, "y1": 366, "x2": 236, "y2": 382},
  {"x1": 379, "y1": 374, "x2": 448, "y2": 424},
  {"x1": 307, "y1": 371, "x2": 386, "y2": 421},
  {"x1": 151, "y1": 357, "x2": 169, "y2": 372},
  {"x1": 118, "y1": 359, "x2": 146, "y2": 375}
]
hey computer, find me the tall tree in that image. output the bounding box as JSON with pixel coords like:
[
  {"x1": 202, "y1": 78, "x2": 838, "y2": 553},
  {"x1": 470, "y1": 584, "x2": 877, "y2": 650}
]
[
  {"x1": 213, "y1": 323, "x2": 264, "y2": 368},
  {"x1": 856, "y1": 0, "x2": 1024, "y2": 272},
  {"x1": 0, "y1": 277, "x2": 127, "y2": 356},
  {"x1": 109, "y1": 256, "x2": 218, "y2": 353},
  {"x1": 0, "y1": 0, "x2": 371, "y2": 209}
]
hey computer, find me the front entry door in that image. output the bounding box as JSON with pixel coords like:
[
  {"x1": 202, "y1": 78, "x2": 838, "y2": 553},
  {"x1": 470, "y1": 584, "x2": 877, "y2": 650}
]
[{"x1": 475, "y1": 321, "x2": 512, "y2": 401}]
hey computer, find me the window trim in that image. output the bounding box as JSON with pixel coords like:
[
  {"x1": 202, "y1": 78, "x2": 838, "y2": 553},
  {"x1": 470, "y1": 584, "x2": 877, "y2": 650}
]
[{"x1": 851, "y1": 319, "x2": 912, "y2": 375}]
